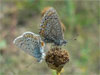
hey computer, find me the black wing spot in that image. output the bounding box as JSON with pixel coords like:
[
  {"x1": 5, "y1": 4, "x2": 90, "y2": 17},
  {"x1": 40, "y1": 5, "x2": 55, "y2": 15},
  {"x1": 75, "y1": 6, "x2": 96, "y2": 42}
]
[{"x1": 20, "y1": 43, "x2": 23, "y2": 46}]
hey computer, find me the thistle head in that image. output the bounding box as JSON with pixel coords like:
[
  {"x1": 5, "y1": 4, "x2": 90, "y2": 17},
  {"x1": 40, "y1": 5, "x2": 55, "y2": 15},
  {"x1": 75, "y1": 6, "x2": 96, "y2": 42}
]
[{"x1": 45, "y1": 47, "x2": 69, "y2": 73}]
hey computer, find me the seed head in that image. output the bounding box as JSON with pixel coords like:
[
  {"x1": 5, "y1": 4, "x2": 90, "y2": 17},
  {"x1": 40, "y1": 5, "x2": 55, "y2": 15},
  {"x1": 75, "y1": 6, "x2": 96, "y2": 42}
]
[{"x1": 45, "y1": 47, "x2": 69, "y2": 72}]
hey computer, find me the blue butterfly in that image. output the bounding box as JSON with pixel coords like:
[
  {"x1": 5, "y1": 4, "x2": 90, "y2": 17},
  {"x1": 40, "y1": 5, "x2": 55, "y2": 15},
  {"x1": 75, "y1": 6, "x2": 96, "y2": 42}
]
[
  {"x1": 13, "y1": 32, "x2": 45, "y2": 62},
  {"x1": 39, "y1": 7, "x2": 67, "y2": 46}
]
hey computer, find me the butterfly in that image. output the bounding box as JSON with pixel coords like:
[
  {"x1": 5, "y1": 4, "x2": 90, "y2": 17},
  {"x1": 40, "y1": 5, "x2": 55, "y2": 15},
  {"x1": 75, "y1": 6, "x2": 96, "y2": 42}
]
[
  {"x1": 13, "y1": 32, "x2": 45, "y2": 62},
  {"x1": 41, "y1": 7, "x2": 66, "y2": 32},
  {"x1": 39, "y1": 7, "x2": 67, "y2": 46}
]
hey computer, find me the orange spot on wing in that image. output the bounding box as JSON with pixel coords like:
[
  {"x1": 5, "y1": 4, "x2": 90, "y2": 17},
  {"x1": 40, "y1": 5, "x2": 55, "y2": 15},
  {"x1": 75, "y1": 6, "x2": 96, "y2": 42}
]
[
  {"x1": 39, "y1": 30, "x2": 45, "y2": 36},
  {"x1": 41, "y1": 7, "x2": 52, "y2": 17},
  {"x1": 41, "y1": 41, "x2": 45, "y2": 47},
  {"x1": 60, "y1": 21, "x2": 66, "y2": 32},
  {"x1": 41, "y1": 25, "x2": 45, "y2": 28}
]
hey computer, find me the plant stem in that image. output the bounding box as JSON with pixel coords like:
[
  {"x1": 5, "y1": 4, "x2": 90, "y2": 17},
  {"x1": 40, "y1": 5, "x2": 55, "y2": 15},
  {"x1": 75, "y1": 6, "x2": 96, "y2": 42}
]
[{"x1": 56, "y1": 71, "x2": 61, "y2": 75}]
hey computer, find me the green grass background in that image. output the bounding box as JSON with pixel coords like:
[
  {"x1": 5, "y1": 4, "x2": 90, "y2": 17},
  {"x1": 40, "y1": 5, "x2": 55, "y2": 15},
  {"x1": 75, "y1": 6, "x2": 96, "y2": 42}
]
[{"x1": 0, "y1": 0, "x2": 99, "y2": 75}]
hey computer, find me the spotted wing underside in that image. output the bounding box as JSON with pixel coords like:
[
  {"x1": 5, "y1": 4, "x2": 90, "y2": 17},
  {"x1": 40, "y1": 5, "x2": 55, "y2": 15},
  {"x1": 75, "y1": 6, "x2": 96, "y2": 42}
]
[
  {"x1": 13, "y1": 32, "x2": 45, "y2": 62},
  {"x1": 40, "y1": 8, "x2": 64, "y2": 43}
]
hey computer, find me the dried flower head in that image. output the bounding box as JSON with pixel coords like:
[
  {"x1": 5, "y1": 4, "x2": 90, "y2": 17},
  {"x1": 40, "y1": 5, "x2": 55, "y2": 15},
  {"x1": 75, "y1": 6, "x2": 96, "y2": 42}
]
[{"x1": 45, "y1": 47, "x2": 69, "y2": 73}]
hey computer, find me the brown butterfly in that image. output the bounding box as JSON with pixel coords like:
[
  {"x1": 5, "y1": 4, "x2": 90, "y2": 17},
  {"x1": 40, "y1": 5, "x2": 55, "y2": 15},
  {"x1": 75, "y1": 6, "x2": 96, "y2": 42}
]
[{"x1": 39, "y1": 7, "x2": 67, "y2": 46}]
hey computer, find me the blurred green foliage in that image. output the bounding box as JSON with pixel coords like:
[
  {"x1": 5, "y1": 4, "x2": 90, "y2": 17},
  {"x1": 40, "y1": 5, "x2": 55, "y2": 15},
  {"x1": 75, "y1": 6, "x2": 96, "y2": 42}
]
[
  {"x1": 0, "y1": 40, "x2": 7, "y2": 49},
  {"x1": 0, "y1": 0, "x2": 99, "y2": 75}
]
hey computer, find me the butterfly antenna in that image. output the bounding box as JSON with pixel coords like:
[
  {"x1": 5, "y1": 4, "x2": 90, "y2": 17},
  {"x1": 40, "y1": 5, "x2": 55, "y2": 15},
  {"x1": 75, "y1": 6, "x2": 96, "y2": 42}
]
[
  {"x1": 63, "y1": 33, "x2": 79, "y2": 48},
  {"x1": 25, "y1": 61, "x2": 34, "y2": 68},
  {"x1": 68, "y1": 33, "x2": 79, "y2": 42},
  {"x1": 25, "y1": 59, "x2": 37, "y2": 69}
]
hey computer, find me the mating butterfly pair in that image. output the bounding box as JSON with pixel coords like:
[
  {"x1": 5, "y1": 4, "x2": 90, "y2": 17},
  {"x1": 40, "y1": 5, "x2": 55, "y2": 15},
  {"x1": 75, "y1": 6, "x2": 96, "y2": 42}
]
[{"x1": 13, "y1": 7, "x2": 67, "y2": 62}]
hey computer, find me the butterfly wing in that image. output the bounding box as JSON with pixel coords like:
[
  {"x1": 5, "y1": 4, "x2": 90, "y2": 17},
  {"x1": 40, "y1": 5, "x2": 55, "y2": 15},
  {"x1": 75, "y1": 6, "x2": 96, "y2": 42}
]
[
  {"x1": 13, "y1": 32, "x2": 45, "y2": 62},
  {"x1": 41, "y1": 7, "x2": 66, "y2": 32},
  {"x1": 40, "y1": 7, "x2": 66, "y2": 46}
]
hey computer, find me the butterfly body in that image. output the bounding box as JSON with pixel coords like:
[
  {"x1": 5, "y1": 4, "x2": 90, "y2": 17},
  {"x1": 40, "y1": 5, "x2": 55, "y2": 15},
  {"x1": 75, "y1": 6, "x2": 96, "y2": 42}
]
[
  {"x1": 13, "y1": 32, "x2": 45, "y2": 62},
  {"x1": 40, "y1": 7, "x2": 67, "y2": 46}
]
